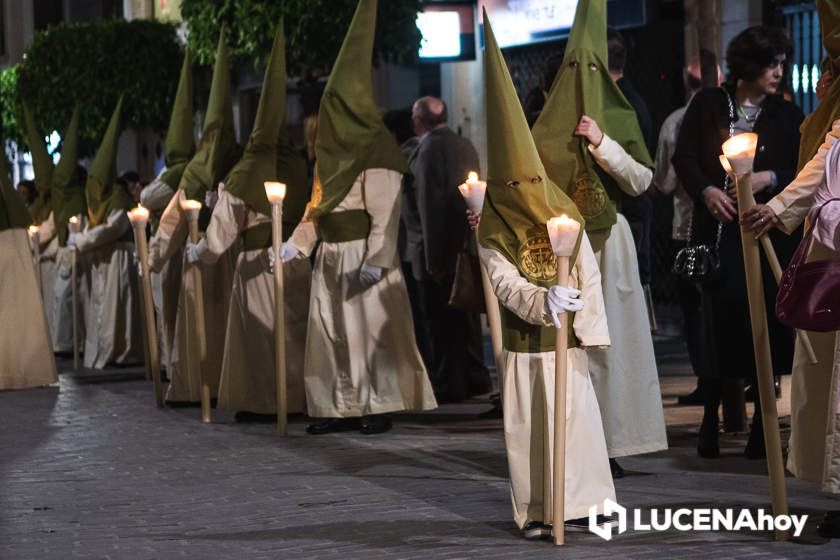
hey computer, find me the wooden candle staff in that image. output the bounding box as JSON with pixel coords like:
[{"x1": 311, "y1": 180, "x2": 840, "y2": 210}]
[
  {"x1": 458, "y1": 172, "x2": 503, "y2": 369},
  {"x1": 718, "y1": 155, "x2": 817, "y2": 364},
  {"x1": 722, "y1": 134, "x2": 789, "y2": 540},
  {"x1": 69, "y1": 217, "x2": 81, "y2": 370},
  {"x1": 181, "y1": 198, "x2": 211, "y2": 423},
  {"x1": 265, "y1": 181, "x2": 288, "y2": 436},
  {"x1": 128, "y1": 206, "x2": 164, "y2": 407},
  {"x1": 546, "y1": 214, "x2": 581, "y2": 546}
]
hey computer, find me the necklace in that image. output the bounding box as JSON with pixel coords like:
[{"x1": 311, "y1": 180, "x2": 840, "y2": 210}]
[{"x1": 738, "y1": 103, "x2": 762, "y2": 123}]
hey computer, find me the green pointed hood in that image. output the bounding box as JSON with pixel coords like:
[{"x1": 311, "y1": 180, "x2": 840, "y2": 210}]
[
  {"x1": 179, "y1": 27, "x2": 240, "y2": 201},
  {"x1": 52, "y1": 107, "x2": 86, "y2": 245},
  {"x1": 309, "y1": 0, "x2": 408, "y2": 219},
  {"x1": 225, "y1": 18, "x2": 307, "y2": 229},
  {"x1": 85, "y1": 95, "x2": 132, "y2": 226},
  {"x1": 799, "y1": 0, "x2": 840, "y2": 168},
  {"x1": 160, "y1": 51, "x2": 196, "y2": 190},
  {"x1": 22, "y1": 104, "x2": 55, "y2": 223},
  {"x1": 531, "y1": 0, "x2": 652, "y2": 232},
  {"x1": 0, "y1": 140, "x2": 32, "y2": 231}
]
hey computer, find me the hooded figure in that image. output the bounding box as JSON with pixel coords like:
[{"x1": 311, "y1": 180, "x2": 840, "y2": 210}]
[
  {"x1": 532, "y1": 0, "x2": 667, "y2": 463},
  {"x1": 141, "y1": 52, "x2": 195, "y2": 383},
  {"x1": 49, "y1": 107, "x2": 89, "y2": 352},
  {"x1": 149, "y1": 29, "x2": 239, "y2": 403},
  {"x1": 476, "y1": 10, "x2": 614, "y2": 537},
  {"x1": 65, "y1": 96, "x2": 142, "y2": 368},
  {"x1": 754, "y1": 0, "x2": 840, "y2": 500},
  {"x1": 187, "y1": 20, "x2": 313, "y2": 416},
  {"x1": 285, "y1": 0, "x2": 436, "y2": 434},
  {"x1": 22, "y1": 105, "x2": 62, "y2": 331},
  {"x1": 0, "y1": 142, "x2": 57, "y2": 389}
]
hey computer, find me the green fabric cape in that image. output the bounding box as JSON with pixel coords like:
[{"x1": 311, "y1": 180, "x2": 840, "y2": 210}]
[
  {"x1": 798, "y1": 0, "x2": 840, "y2": 169},
  {"x1": 85, "y1": 96, "x2": 132, "y2": 227},
  {"x1": 531, "y1": 0, "x2": 652, "y2": 232},
  {"x1": 479, "y1": 10, "x2": 584, "y2": 352},
  {"x1": 22, "y1": 104, "x2": 55, "y2": 224},
  {"x1": 309, "y1": 0, "x2": 408, "y2": 219},
  {"x1": 0, "y1": 140, "x2": 31, "y2": 231},
  {"x1": 51, "y1": 107, "x2": 86, "y2": 245},
  {"x1": 224, "y1": 19, "x2": 308, "y2": 232},
  {"x1": 179, "y1": 28, "x2": 240, "y2": 201},
  {"x1": 160, "y1": 51, "x2": 196, "y2": 191}
]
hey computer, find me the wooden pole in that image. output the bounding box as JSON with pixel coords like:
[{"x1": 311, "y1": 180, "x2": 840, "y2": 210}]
[
  {"x1": 131, "y1": 219, "x2": 164, "y2": 407},
  {"x1": 474, "y1": 230, "x2": 503, "y2": 370},
  {"x1": 271, "y1": 204, "x2": 288, "y2": 435},
  {"x1": 734, "y1": 172, "x2": 789, "y2": 541},
  {"x1": 71, "y1": 249, "x2": 80, "y2": 370},
  {"x1": 552, "y1": 256, "x2": 570, "y2": 546},
  {"x1": 186, "y1": 213, "x2": 211, "y2": 423}
]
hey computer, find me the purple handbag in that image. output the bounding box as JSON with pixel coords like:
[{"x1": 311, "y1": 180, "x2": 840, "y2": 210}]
[{"x1": 776, "y1": 198, "x2": 840, "y2": 332}]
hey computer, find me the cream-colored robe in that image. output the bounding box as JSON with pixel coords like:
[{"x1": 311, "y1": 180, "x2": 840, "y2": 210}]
[
  {"x1": 52, "y1": 214, "x2": 89, "y2": 352},
  {"x1": 194, "y1": 188, "x2": 311, "y2": 414},
  {"x1": 767, "y1": 119, "x2": 840, "y2": 493},
  {"x1": 72, "y1": 209, "x2": 143, "y2": 368},
  {"x1": 0, "y1": 228, "x2": 58, "y2": 389},
  {"x1": 37, "y1": 211, "x2": 58, "y2": 344},
  {"x1": 140, "y1": 175, "x2": 180, "y2": 372},
  {"x1": 584, "y1": 135, "x2": 668, "y2": 458},
  {"x1": 149, "y1": 189, "x2": 235, "y2": 402},
  {"x1": 480, "y1": 234, "x2": 615, "y2": 526},
  {"x1": 288, "y1": 168, "x2": 437, "y2": 417}
]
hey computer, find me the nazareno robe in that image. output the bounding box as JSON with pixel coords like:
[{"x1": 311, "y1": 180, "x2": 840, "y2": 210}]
[
  {"x1": 52, "y1": 213, "x2": 90, "y2": 353},
  {"x1": 288, "y1": 169, "x2": 437, "y2": 417}
]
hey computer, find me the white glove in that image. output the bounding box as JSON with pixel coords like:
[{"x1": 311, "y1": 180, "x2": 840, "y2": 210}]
[
  {"x1": 546, "y1": 285, "x2": 584, "y2": 329},
  {"x1": 267, "y1": 248, "x2": 276, "y2": 272},
  {"x1": 204, "y1": 190, "x2": 218, "y2": 210},
  {"x1": 185, "y1": 243, "x2": 201, "y2": 264},
  {"x1": 134, "y1": 250, "x2": 143, "y2": 277},
  {"x1": 280, "y1": 243, "x2": 300, "y2": 263},
  {"x1": 359, "y1": 263, "x2": 383, "y2": 287},
  {"x1": 66, "y1": 232, "x2": 78, "y2": 249}
]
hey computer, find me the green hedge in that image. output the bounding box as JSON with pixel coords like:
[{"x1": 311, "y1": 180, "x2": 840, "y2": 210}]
[
  {"x1": 180, "y1": 0, "x2": 422, "y2": 75},
  {"x1": 9, "y1": 19, "x2": 181, "y2": 157}
]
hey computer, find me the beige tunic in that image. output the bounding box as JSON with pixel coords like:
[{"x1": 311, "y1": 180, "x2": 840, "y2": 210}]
[
  {"x1": 52, "y1": 214, "x2": 89, "y2": 352},
  {"x1": 149, "y1": 189, "x2": 235, "y2": 402},
  {"x1": 73, "y1": 209, "x2": 143, "y2": 369},
  {"x1": 140, "y1": 175, "x2": 180, "y2": 372},
  {"x1": 288, "y1": 169, "x2": 437, "y2": 417},
  {"x1": 585, "y1": 135, "x2": 668, "y2": 458},
  {"x1": 37, "y1": 211, "x2": 58, "y2": 344},
  {"x1": 0, "y1": 228, "x2": 58, "y2": 389},
  {"x1": 196, "y1": 189, "x2": 311, "y2": 414},
  {"x1": 480, "y1": 234, "x2": 615, "y2": 526},
  {"x1": 767, "y1": 119, "x2": 840, "y2": 493}
]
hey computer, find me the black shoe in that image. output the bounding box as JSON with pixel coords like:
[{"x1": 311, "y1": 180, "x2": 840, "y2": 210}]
[
  {"x1": 478, "y1": 404, "x2": 503, "y2": 419},
  {"x1": 610, "y1": 458, "x2": 625, "y2": 479},
  {"x1": 817, "y1": 511, "x2": 840, "y2": 539},
  {"x1": 234, "y1": 411, "x2": 277, "y2": 423},
  {"x1": 565, "y1": 515, "x2": 611, "y2": 532},
  {"x1": 306, "y1": 417, "x2": 361, "y2": 435},
  {"x1": 522, "y1": 521, "x2": 552, "y2": 540},
  {"x1": 677, "y1": 387, "x2": 705, "y2": 405},
  {"x1": 359, "y1": 414, "x2": 392, "y2": 435}
]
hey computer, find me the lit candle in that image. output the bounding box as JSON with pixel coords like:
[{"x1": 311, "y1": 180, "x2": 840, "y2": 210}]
[
  {"x1": 68, "y1": 216, "x2": 80, "y2": 234},
  {"x1": 718, "y1": 154, "x2": 733, "y2": 176},
  {"x1": 264, "y1": 181, "x2": 287, "y2": 205},
  {"x1": 28, "y1": 225, "x2": 40, "y2": 239},
  {"x1": 721, "y1": 132, "x2": 757, "y2": 175},
  {"x1": 458, "y1": 171, "x2": 487, "y2": 214},
  {"x1": 127, "y1": 205, "x2": 150, "y2": 224},
  {"x1": 546, "y1": 215, "x2": 581, "y2": 257},
  {"x1": 180, "y1": 198, "x2": 202, "y2": 221}
]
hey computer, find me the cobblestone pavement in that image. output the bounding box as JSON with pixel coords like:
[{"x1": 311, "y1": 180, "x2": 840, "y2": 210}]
[{"x1": 2, "y1": 351, "x2": 840, "y2": 559}]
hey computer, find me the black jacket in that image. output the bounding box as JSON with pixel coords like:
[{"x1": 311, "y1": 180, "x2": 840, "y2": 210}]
[{"x1": 672, "y1": 85, "x2": 804, "y2": 245}]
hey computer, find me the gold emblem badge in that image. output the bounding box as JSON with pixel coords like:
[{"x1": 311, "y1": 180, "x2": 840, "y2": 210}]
[
  {"x1": 517, "y1": 225, "x2": 557, "y2": 283},
  {"x1": 572, "y1": 174, "x2": 607, "y2": 219}
]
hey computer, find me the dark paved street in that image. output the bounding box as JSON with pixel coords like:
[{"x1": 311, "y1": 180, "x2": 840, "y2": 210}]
[{"x1": 3, "y1": 348, "x2": 840, "y2": 559}]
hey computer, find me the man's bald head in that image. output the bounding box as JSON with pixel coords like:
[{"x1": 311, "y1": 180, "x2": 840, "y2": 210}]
[{"x1": 412, "y1": 96, "x2": 448, "y2": 135}]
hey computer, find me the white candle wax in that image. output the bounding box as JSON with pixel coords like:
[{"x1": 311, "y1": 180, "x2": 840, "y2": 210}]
[
  {"x1": 264, "y1": 181, "x2": 287, "y2": 205},
  {"x1": 458, "y1": 171, "x2": 487, "y2": 214},
  {"x1": 28, "y1": 225, "x2": 40, "y2": 239},
  {"x1": 68, "y1": 216, "x2": 80, "y2": 234},
  {"x1": 718, "y1": 154, "x2": 733, "y2": 176},
  {"x1": 546, "y1": 215, "x2": 581, "y2": 257},
  {"x1": 721, "y1": 133, "x2": 757, "y2": 175},
  {"x1": 127, "y1": 205, "x2": 150, "y2": 224},
  {"x1": 180, "y1": 198, "x2": 202, "y2": 221}
]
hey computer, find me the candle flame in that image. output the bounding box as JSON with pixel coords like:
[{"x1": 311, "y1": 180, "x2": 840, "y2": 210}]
[
  {"x1": 180, "y1": 199, "x2": 202, "y2": 211},
  {"x1": 28, "y1": 225, "x2": 40, "y2": 235},
  {"x1": 69, "y1": 216, "x2": 79, "y2": 224},
  {"x1": 467, "y1": 171, "x2": 479, "y2": 183},
  {"x1": 264, "y1": 181, "x2": 287, "y2": 203},
  {"x1": 721, "y1": 132, "x2": 758, "y2": 158}
]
